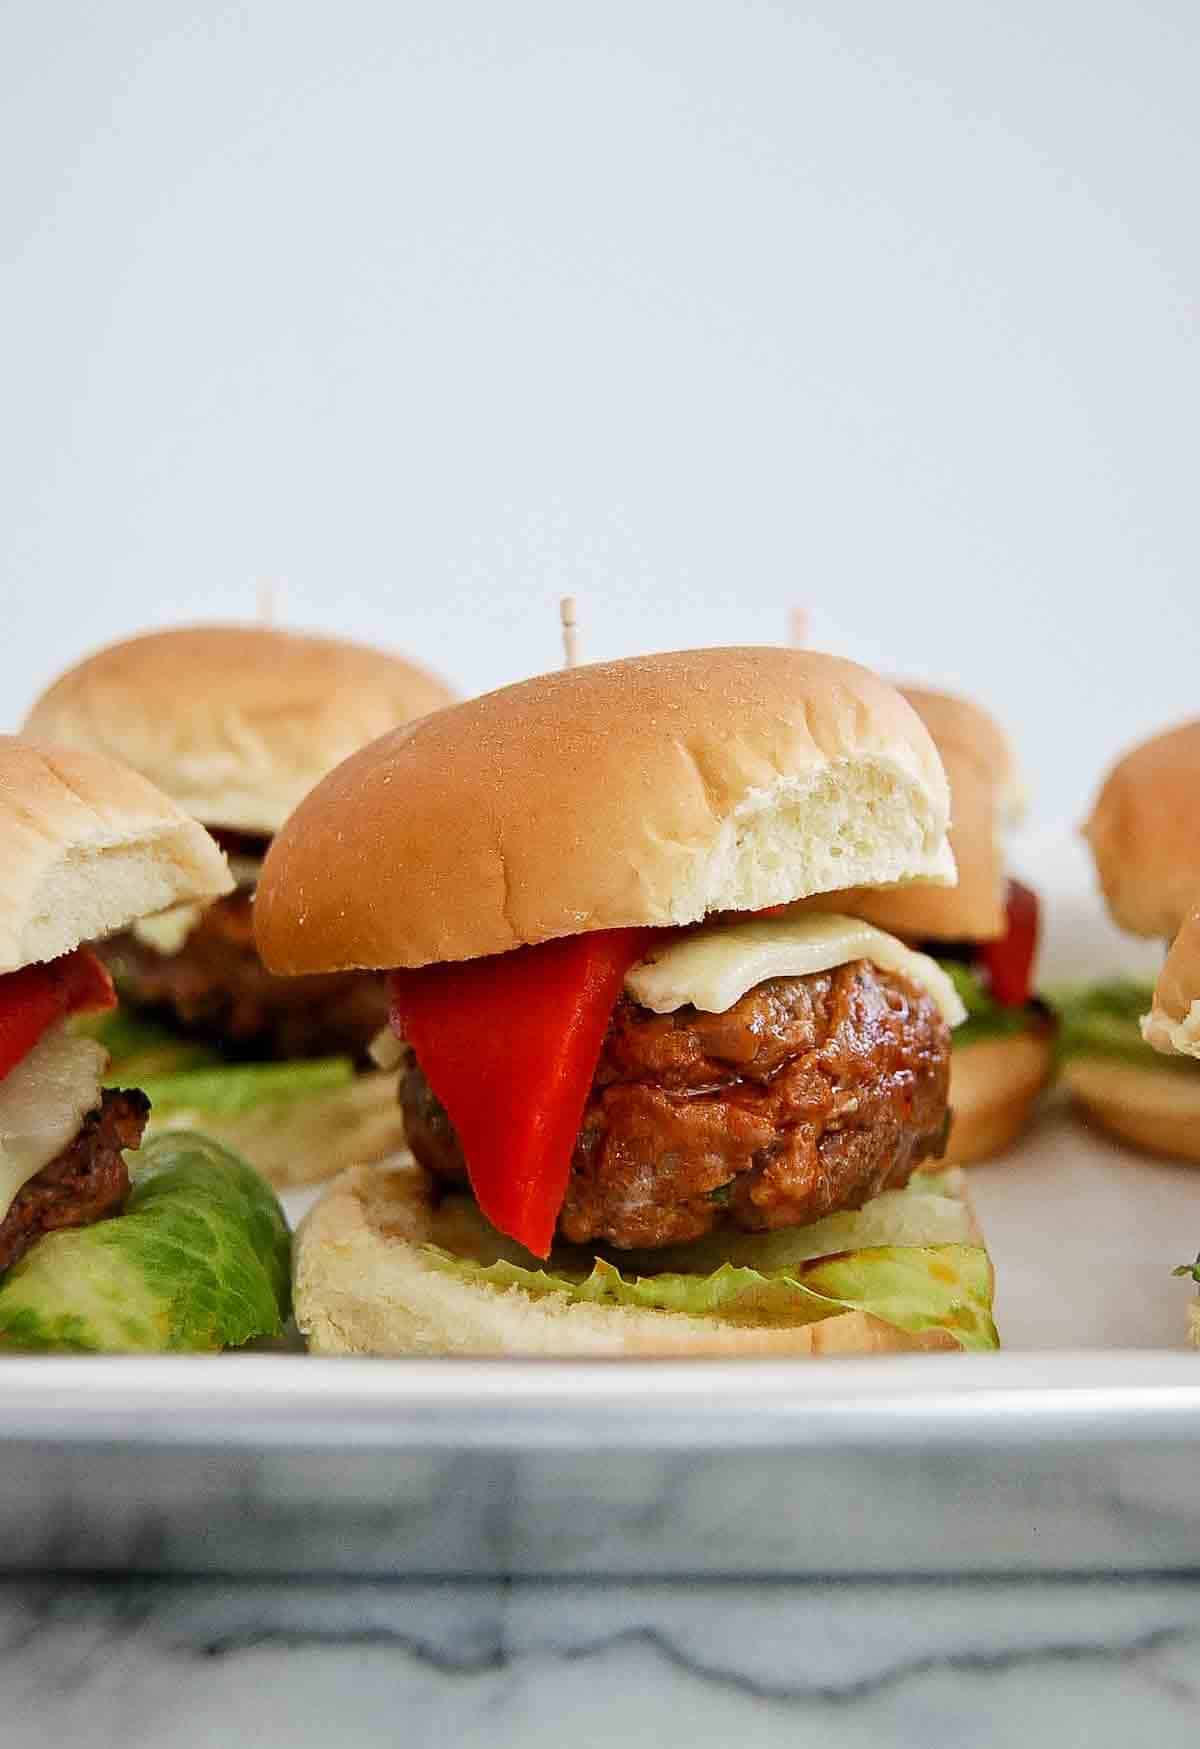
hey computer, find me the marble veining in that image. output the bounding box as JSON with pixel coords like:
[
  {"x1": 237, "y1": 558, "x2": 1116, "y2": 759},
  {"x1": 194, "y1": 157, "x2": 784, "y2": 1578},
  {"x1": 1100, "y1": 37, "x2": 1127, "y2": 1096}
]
[{"x1": 5, "y1": 1576, "x2": 1200, "y2": 1747}]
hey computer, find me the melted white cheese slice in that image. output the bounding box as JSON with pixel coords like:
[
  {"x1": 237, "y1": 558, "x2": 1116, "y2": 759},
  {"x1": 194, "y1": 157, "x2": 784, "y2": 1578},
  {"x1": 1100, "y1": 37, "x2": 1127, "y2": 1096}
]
[
  {"x1": 0, "y1": 1024, "x2": 108, "y2": 1225},
  {"x1": 131, "y1": 903, "x2": 204, "y2": 957},
  {"x1": 369, "y1": 1025, "x2": 406, "y2": 1071},
  {"x1": 625, "y1": 912, "x2": 967, "y2": 1026}
]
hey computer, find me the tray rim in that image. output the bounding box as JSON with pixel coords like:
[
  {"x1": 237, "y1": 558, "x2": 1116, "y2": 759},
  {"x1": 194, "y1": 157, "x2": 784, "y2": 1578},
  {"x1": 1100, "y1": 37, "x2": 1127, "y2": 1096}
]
[{"x1": 3, "y1": 1350, "x2": 1200, "y2": 1451}]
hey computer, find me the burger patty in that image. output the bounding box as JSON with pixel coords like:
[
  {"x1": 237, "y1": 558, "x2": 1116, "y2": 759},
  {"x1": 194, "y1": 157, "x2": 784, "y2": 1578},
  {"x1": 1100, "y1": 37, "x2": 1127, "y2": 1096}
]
[
  {"x1": 400, "y1": 959, "x2": 952, "y2": 1250},
  {"x1": 0, "y1": 1089, "x2": 149, "y2": 1277},
  {"x1": 102, "y1": 891, "x2": 390, "y2": 1062}
]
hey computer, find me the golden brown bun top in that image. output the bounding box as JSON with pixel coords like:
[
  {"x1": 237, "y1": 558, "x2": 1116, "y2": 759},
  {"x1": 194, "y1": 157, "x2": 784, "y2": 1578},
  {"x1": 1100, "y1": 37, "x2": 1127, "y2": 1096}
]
[
  {"x1": 21, "y1": 624, "x2": 457, "y2": 834},
  {"x1": 822, "y1": 685, "x2": 1014, "y2": 941},
  {"x1": 256, "y1": 646, "x2": 956, "y2": 973},
  {"x1": 898, "y1": 687, "x2": 1020, "y2": 815},
  {"x1": 0, "y1": 736, "x2": 233, "y2": 974},
  {"x1": 1084, "y1": 720, "x2": 1200, "y2": 939}
]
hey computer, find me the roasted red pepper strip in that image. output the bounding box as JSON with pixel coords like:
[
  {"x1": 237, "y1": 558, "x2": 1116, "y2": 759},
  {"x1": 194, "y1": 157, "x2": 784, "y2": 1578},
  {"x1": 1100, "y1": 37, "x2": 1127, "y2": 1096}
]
[
  {"x1": 0, "y1": 947, "x2": 116, "y2": 1083},
  {"x1": 979, "y1": 879, "x2": 1039, "y2": 1007},
  {"x1": 390, "y1": 928, "x2": 653, "y2": 1257}
]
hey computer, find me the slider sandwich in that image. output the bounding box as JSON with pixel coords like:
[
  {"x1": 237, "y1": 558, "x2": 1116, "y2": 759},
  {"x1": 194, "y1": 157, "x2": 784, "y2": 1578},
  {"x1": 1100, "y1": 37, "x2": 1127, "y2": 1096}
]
[
  {"x1": 22, "y1": 625, "x2": 457, "y2": 1186},
  {"x1": 255, "y1": 649, "x2": 998, "y2": 1356},
  {"x1": 1143, "y1": 904, "x2": 1200, "y2": 1342},
  {"x1": 823, "y1": 687, "x2": 1052, "y2": 1163},
  {"x1": 1061, "y1": 722, "x2": 1200, "y2": 1162},
  {"x1": 0, "y1": 737, "x2": 289, "y2": 1351}
]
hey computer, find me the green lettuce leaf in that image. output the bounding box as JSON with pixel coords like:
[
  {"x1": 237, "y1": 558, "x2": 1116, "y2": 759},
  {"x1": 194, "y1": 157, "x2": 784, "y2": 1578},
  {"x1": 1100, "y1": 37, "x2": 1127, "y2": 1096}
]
[
  {"x1": 425, "y1": 1243, "x2": 995, "y2": 1350},
  {"x1": 618, "y1": 1173, "x2": 980, "y2": 1275},
  {"x1": 80, "y1": 1006, "x2": 358, "y2": 1115},
  {"x1": 73, "y1": 1007, "x2": 222, "y2": 1079},
  {"x1": 1049, "y1": 979, "x2": 1197, "y2": 1073},
  {"x1": 0, "y1": 1131, "x2": 291, "y2": 1352},
  {"x1": 940, "y1": 961, "x2": 1039, "y2": 1050},
  {"x1": 138, "y1": 1057, "x2": 355, "y2": 1117},
  {"x1": 420, "y1": 1175, "x2": 998, "y2": 1351}
]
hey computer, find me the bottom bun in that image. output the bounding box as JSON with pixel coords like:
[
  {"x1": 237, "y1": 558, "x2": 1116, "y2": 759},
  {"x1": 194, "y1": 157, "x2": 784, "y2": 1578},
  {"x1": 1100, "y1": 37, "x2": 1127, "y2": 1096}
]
[
  {"x1": 148, "y1": 1071, "x2": 404, "y2": 1190},
  {"x1": 1061, "y1": 1057, "x2": 1200, "y2": 1165},
  {"x1": 294, "y1": 1160, "x2": 966, "y2": 1357},
  {"x1": 945, "y1": 1030, "x2": 1055, "y2": 1165}
]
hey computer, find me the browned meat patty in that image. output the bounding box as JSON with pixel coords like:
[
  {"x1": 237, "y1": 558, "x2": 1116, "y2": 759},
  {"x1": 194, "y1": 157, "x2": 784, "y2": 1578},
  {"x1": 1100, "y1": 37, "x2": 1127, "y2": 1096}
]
[
  {"x1": 101, "y1": 891, "x2": 389, "y2": 1062},
  {"x1": 0, "y1": 1088, "x2": 149, "y2": 1276},
  {"x1": 400, "y1": 959, "x2": 952, "y2": 1250}
]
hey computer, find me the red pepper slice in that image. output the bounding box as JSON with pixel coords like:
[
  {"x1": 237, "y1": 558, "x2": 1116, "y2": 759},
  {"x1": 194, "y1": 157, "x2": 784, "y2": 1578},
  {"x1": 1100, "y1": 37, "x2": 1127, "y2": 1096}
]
[
  {"x1": 0, "y1": 948, "x2": 116, "y2": 1083},
  {"x1": 390, "y1": 929, "x2": 653, "y2": 1257},
  {"x1": 979, "y1": 880, "x2": 1039, "y2": 1008}
]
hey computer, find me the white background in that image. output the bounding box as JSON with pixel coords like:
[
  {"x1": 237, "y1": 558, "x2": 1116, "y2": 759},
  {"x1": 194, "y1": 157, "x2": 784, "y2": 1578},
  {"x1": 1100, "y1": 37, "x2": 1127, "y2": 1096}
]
[{"x1": 3, "y1": 1, "x2": 1197, "y2": 823}]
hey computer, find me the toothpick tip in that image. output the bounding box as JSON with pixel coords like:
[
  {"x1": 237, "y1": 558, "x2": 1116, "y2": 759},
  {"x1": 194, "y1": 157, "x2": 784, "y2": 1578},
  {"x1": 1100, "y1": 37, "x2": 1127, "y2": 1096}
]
[{"x1": 559, "y1": 596, "x2": 580, "y2": 668}]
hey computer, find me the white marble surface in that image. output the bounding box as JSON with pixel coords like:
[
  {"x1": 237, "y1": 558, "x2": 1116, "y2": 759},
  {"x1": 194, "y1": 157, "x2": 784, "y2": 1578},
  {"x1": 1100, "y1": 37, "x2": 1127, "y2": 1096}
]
[{"x1": 6, "y1": 1575, "x2": 1200, "y2": 1747}]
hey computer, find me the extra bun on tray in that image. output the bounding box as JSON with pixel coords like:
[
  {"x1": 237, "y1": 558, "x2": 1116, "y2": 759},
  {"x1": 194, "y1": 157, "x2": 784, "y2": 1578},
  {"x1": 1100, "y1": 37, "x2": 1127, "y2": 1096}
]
[
  {"x1": 22, "y1": 623, "x2": 456, "y2": 836},
  {"x1": 1083, "y1": 721, "x2": 1200, "y2": 943}
]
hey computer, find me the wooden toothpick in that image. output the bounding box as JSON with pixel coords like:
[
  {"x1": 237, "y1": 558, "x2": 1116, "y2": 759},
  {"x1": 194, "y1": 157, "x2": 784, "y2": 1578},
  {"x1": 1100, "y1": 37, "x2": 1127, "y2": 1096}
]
[
  {"x1": 560, "y1": 596, "x2": 579, "y2": 669},
  {"x1": 789, "y1": 606, "x2": 807, "y2": 649},
  {"x1": 256, "y1": 577, "x2": 280, "y2": 625}
]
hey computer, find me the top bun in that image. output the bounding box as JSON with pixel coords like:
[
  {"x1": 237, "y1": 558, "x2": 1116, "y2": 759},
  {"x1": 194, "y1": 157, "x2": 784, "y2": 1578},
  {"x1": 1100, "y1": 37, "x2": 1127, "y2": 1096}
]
[
  {"x1": 21, "y1": 625, "x2": 457, "y2": 835},
  {"x1": 818, "y1": 685, "x2": 1014, "y2": 942},
  {"x1": 904, "y1": 685, "x2": 1024, "y2": 826},
  {"x1": 0, "y1": 737, "x2": 233, "y2": 974},
  {"x1": 256, "y1": 647, "x2": 956, "y2": 973},
  {"x1": 1143, "y1": 901, "x2": 1200, "y2": 1058},
  {"x1": 1084, "y1": 721, "x2": 1200, "y2": 939}
]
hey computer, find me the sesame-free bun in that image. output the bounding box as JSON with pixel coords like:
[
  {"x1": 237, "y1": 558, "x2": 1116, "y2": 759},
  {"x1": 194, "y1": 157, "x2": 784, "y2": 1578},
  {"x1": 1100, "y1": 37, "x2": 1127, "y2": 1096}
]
[
  {"x1": 1061, "y1": 1056, "x2": 1200, "y2": 1165},
  {"x1": 257, "y1": 647, "x2": 956, "y2": 974},
  {"x1": 0, "y1": 737, "x2": 233, "y2": 974},
  {"x1": 943, "y1": 1029, "x2": 1054, "y2": 1164},
  {"x1": 293, "y1": 1159, "x2": 964, "y2": 1357},
  {"x1": 21, "y1": 625, "x2": 457, "y2": 835},
  {"x1": 1143, "y1": 902, "x2": 1200, "y2": 1059},
  {"x1": 826, "y1": 686, "x2": 1015, "y2": 943},
  {"x1": 903, "y1": 686, "x2": 1023, "y2": 824},
  {"x1": 1084, "y1": 721, "x2": 1200, "y2": 940}
]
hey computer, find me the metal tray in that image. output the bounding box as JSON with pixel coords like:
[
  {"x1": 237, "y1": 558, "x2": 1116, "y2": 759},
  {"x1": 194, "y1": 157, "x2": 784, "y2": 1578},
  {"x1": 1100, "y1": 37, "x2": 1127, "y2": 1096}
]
[
  {"x1": 4, "y1": 1350, "x2": 1200, "y2": 1575},
  {"x1": 1, "y1": 827, "x2": 1196, "y2": 1577}
]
